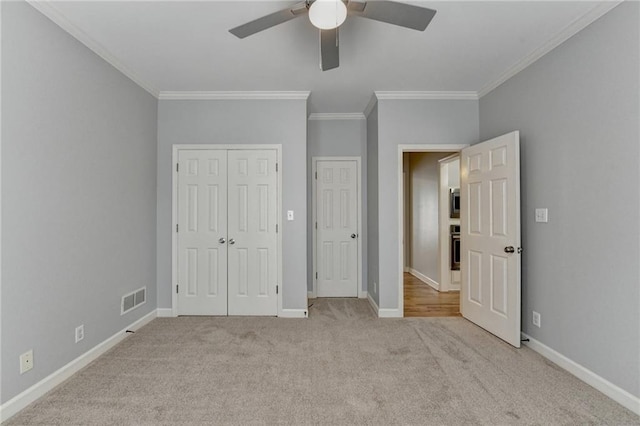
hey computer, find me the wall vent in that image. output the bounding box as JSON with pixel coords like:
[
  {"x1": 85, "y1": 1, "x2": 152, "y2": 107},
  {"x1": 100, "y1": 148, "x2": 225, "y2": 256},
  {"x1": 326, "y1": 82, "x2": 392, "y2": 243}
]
[{"x1": 121, "y1": 287, "x2": 146, "y2": 315}]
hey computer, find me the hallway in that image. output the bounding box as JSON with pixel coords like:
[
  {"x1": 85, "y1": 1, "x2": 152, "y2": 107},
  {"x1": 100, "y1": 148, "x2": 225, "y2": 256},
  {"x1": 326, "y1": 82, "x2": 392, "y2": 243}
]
[{"x1": 403, "y1": 272, "x2": 461, "y2": 317}]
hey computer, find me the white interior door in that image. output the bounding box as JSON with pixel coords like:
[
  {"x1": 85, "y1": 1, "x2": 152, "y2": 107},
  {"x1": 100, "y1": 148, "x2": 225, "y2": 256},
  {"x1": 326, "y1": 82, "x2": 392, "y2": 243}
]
[
  {"x1": 227, "y1": 150, "x2": 278, "y2": 315},
  {"x1": 460, "y1": 131, "x2": 521, "y2": 347},
  {"x1": 177, "y1": 150, "x2": 228, "y2": 315},
  {"x1": 316, "y1": 160, "x2": 358, "y2": 297}
]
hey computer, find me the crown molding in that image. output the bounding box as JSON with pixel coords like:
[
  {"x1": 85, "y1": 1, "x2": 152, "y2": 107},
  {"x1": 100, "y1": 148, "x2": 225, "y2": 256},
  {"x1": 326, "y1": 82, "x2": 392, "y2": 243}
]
[
  {"x1": 308, "y1": 113, "x2": 365, "y2": 121},
  {"x1": 27, "y1": 1, "x2": 159, "y2": 98},
  {"x1": 159, "y1": 91, "x2": 311, "y2": 101},
  {"x1": 374, "y1": 91, "x2": 479, "y2": 101},
  {"x1": 478, "y1": 1, "x2": 622, "y2": 98},
  {"x1": 363, "y1": 94, "x2": 378, "y2": 118}
]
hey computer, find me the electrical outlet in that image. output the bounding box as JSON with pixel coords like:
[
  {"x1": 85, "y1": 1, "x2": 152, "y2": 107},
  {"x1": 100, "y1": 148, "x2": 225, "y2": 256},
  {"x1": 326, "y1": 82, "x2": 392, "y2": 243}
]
[
  {"x1": 75, "y1": 325, "x2": 84, "y2": 343},
  {"x1": 20, "y1": 350, "x2": 33, "y2": 374},
  {"x1": 532, "y1": 311, "x2": 541, "y2": 328}
]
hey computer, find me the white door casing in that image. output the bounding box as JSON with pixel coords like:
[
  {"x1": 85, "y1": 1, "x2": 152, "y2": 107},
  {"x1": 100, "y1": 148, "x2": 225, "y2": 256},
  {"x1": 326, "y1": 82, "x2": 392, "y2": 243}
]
[
  {"x1": 227, "y1": 150, "x2": 278, "y2": 316},
  {"x1": 175, "y1": 147, "x2": 279, "y2": 316},
  {"x1": 460, "y1": 131, "x2": 521, "y2": 347},
  {"x1": 177, "y1": 150, "x2": 228, "y2": 315},
  {"x1": 315, "y1": 159, "x2": 359, "y2": 298}
]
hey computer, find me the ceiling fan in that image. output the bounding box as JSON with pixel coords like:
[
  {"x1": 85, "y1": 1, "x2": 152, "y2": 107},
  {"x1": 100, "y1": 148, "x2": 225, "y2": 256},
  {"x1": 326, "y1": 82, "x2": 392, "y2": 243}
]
[{"x1": 229, "y1": 0, "x2": 436, "y2": 71}]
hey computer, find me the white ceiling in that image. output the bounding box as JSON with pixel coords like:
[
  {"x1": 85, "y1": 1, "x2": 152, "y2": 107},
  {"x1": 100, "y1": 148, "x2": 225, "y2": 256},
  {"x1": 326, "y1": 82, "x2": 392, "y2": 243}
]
[{"x1": 37, "y1": 1, "x2": 616, "y2": 113}]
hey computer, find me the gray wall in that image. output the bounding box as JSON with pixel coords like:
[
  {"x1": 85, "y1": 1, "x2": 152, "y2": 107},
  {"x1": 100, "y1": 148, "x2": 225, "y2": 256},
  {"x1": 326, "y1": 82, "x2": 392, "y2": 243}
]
[
  {"x1": 366, "y1": 105, "x2": 379, "y2": 304},
  {"x1": 157, "y1": 100, "x2": 308, "y2": 311},
  {"x1": 307, "y1": 118, "x2": 367, "y2": 294},
  {"x1": 407, "y1": 152, "x2": 451, "y2": 282},
  {"x1": 1, "y1": 1, "x2": 158, "y2": 403},
  {"x1": 479, "y1": 2, "x2": 639, "y2": 397},
  {"x1": 377, "y1": 100, "x2": 479, "y2": 309}
]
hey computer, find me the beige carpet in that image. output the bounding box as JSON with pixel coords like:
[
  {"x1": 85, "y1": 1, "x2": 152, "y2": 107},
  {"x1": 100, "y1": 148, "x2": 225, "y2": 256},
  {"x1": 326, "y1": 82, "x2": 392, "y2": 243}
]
[{"x1": 7, "y1": 299, "x2": 639, "y2": 425}]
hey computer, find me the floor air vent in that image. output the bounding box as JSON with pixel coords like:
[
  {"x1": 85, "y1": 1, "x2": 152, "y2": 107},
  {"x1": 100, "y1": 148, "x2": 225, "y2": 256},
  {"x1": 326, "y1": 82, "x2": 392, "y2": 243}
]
[{"x1": 121, "y1": 287, "x2": 146, "y2": 315}]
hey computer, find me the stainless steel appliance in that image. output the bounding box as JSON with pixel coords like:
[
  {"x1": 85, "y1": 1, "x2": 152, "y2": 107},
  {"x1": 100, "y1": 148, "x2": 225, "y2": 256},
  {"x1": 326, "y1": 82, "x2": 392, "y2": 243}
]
[
  {"x1": 450, "y1": 225, "x2": 460, "y2": 270},
  {"x1": 450, "y1": 188, "x2": 460, "y2": 218}
]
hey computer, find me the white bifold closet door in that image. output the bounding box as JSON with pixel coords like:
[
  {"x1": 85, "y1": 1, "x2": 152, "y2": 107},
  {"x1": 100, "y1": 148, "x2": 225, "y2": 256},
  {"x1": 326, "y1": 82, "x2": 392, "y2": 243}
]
[{"x1": 177, "y1": 149, "x2": 277, "y2": 316}]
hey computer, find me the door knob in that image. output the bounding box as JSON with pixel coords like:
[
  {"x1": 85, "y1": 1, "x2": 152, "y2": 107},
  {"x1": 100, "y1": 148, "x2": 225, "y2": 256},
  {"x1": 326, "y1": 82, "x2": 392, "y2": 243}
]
[
  {"x1": 504, "y1": 246, "x2": 515, "y2": 253},
  {"x1": 351, "y1": 234, "x2": 357, "y2": 239},
  {"x1": 219, "y1": 237, "x2": 226, "y2": 244},
  {"x1": 229, "y1": 239, "x2": 235, "y2": 245}
]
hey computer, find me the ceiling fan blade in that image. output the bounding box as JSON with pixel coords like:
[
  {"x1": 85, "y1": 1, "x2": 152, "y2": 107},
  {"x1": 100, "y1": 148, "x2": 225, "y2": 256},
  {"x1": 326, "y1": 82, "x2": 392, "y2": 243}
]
[
  {"x1": 229, "y1": 2, "x2": 308, "y2": 39},
  {"x1": 348, "y1": 1, "x2": 436, "y2": 31},
  {"x1": 319, "y1": 28, "x2": 340, "y2": 71}
]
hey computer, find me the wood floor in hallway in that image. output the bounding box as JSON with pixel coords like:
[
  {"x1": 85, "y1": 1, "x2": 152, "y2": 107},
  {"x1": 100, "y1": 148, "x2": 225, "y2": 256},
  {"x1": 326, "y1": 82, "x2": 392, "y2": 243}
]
[{"x1": 404, "y1": 272, "x2": 461, "y2": 317}]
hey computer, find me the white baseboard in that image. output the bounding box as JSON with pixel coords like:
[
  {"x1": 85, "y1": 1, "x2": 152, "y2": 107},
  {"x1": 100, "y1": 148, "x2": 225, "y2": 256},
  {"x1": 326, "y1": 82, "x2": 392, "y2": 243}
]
[
  {"x1": 367, "y1": 293, "x2": 402, "y2": 318},
  {"x1": 408, "y1": 268, "x2": 439, "y2": 291},
  {"x1": 378, "y1": 308, "x2": 403, "y2": 318},
  {"x1": 0, "y1": 309, "x2": 157, "y2": 423},
  {"x1": 522, "y1": 333, "x2": 640, "y2": 415},
  {"x1": 359, "y1": 290, "x2": 368, "y2": 299},
  {"x1": 367, "y1": 292, "x2": 379, "y2": 314},
  {"x1": 156, "y1": 308, "x2": 174, "y2": 317},
  {"x1": 307, "y1": 291, "x2": 316, "y2": 299},
  {"x1": 279, "y1": 309, "x2": 308, "y2": 318}
]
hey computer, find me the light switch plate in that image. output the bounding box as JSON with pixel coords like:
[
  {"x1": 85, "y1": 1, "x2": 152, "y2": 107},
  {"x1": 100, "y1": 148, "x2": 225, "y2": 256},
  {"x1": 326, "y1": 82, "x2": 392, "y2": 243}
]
[
  {"x1": 287, "y1": 210, "x2": 294, "y2": 221},
  {"x1": 535, "y1": 208, "x2": 548, "y2": 223}
]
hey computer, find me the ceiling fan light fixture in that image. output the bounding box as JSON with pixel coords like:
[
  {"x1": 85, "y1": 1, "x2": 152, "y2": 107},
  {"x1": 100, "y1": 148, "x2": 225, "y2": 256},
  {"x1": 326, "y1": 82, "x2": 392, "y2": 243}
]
[{"x1": 309, "y1": 0, "x2": 347, "y2": 30}]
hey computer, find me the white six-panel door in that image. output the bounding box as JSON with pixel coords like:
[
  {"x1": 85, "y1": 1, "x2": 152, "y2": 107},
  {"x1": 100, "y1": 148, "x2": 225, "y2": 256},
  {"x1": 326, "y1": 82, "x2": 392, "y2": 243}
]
[
  {"x1": 177, "y1": 149, "x2": 277, "y2": 316},
  {"x1": 177, "y1": 150, "x2": 228, "y2": 315},
  {"x1": 460, "y1": 131, "x2": 521, "y2": 347},
  {"x1": 316, "y1": 160, "x2": 358, "y2": 297},
  {"x1": 227, "y1": 150, "x2": 278, "y2": 316}
]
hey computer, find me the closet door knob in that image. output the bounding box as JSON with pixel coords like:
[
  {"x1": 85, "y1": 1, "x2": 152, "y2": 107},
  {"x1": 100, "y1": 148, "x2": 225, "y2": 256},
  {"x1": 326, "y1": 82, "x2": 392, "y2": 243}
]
[
  {"x1": 229, "y1": 239, "x2": 235, "y2": 245},
  {"x1": 219, "y1": 238, "x2": 226, "y2": 244}
]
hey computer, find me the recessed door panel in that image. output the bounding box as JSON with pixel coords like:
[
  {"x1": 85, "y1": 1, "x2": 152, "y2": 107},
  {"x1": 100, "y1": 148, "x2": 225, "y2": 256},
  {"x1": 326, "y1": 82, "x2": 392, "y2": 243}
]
[{"x1": 490, "y1": 255, "x2": 508, "y2": 317}]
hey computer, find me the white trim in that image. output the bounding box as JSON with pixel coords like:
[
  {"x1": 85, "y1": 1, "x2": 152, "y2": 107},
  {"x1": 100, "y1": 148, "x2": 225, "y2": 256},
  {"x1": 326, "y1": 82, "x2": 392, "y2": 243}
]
[
  {"x1": 368, "y1": 290, "x2": 402, "y2": 318},
  {"x1": 359, "y1": 290, "x2": 368, "y2": 299},
  {"x1": 522, "y1": 333, "x2": 640, "y2": 415},
  {"x1": 279, "y1": 309, "x2": 308, "y2": 319},
  {"x1": 407, "y1": 268, "x2": 439, "y2": 291},
  {"x1": 307, "y1": 291, "x2": 316, "y2": 299},
  {"x1": 375, "y1": 91, "x2": 479, "y2": 101},
  {"x1": 438, "y1": 154, "x2": 461, "y2": 293},
  {"x1": 159, "y1": 91, "x2": 310, "y2": 101},
  {"x1": 308, "y1": 113, "x2": 365, "y2": 121},
  {"x1": 0, "y1": 1, "x2": 3, "y2": 408},
  {"x1": 312, "y1": 157, "x2": 362, "y2": 299},
  {"x1": 0, "y1": 310, "x2": 156, "y2": 423},
  {"x1": 26, "y1": 1, "x2": 159, "y2": 98},
  {"x1": 398, "y1": 145, "x2": 468, "y2": 317},
  {"x1": 367, "y1": 292, "x2": 379, "y2": 315},
  {"x1": 171, "y1": 145, "x2": 283, "y2": 317},
  {"x1": 478, "y1": 2, "x2": 622, "y2": 98},
  {"x1": 378, "y1": 308, "x2": 402, "y2": 318},
  {"x1": 156, "y1": 308, "x2": 175, "y2": 318},
  {"x1": 363, "y1": 95, "x2": 378, "y2": 118}
]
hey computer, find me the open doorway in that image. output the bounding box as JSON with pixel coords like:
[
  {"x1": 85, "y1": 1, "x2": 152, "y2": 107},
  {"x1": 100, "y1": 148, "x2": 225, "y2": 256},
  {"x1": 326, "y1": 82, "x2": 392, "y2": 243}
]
[{"x1": 398, "y1": 144, "x2": 467, "y2": 317}]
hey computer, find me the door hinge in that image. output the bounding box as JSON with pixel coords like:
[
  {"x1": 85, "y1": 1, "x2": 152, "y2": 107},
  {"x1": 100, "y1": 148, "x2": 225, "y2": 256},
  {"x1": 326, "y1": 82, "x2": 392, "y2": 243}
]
[
  {"x1": 176, "y1": 163, "x2": 179, "y2": 172},
  {"x1": 276, "y1": 285, "x2": 279, "y2": 294},
  {"x1": 276, "y1": 224, "x2": 278, "y2": 233},
  {"x1": 276, "y1": 163, "x2": 278, "y2": 172},
  {"x1": 315, "y1": 171, "x2": 317, "y2": 179},
  {"x1": 176, "y1": 224, "x2": 179, "y2": 232},
  {"x1": 315, "y1": 222, "x2": 317, "y2": 229},
  {"x1": 176, "y1": 284, "x2": 179, "y2": 294},
  {"x1": 315, "y1": 272, "x2": 318, "y2": 279}
]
